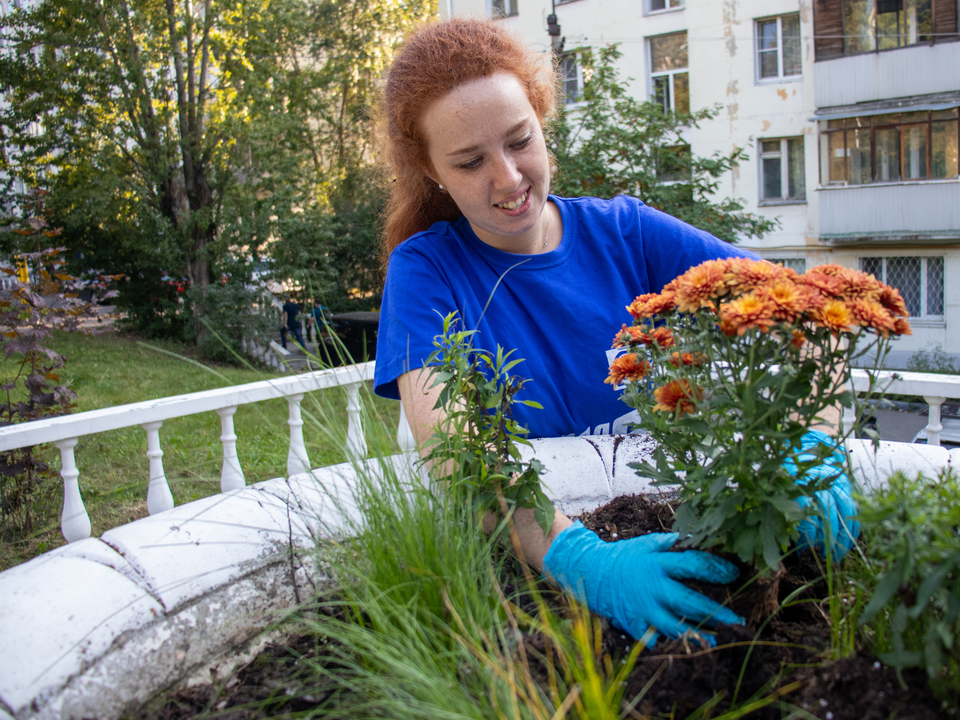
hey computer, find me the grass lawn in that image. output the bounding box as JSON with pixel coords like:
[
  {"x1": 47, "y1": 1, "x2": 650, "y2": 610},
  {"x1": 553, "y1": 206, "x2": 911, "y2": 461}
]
[{"x1": 0, "y1": 328, "x2": 402, "y2": 572}]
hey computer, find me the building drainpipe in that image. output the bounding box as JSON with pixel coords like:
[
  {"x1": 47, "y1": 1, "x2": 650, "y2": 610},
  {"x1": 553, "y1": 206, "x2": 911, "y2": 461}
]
[{"x1": 547, "y1": 0, "x2": 564, "y2": 56}]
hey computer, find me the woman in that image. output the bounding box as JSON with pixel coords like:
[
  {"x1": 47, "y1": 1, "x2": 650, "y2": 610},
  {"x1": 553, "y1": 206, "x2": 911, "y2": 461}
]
[{"x1": 372, "y1": 18, "x2": 850, "y2": 645}]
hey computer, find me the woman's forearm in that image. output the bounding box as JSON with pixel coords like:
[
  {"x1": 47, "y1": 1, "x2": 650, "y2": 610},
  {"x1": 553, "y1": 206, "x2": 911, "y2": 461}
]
[{"x1": 399, "y1": 368, "x2": 571, "y2": 571}]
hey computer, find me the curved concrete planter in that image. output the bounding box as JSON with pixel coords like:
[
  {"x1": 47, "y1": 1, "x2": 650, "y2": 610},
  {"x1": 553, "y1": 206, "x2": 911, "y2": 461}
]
[{"x1": 0, "y1": 436, "x2": 955, "y2": 720}]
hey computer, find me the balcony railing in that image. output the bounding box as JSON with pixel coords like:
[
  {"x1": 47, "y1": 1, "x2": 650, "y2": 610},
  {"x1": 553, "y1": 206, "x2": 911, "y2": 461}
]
[{"x1": 0, "y1": 362, "x2": 956, "y2": 545}]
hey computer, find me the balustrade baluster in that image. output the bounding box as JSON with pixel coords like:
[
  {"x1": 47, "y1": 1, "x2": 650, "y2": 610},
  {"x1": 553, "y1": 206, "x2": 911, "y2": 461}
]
[
  {"x1": 142, "y1": 421, "x2": 174, "y2": 514},
  {"x1": 54, "y1": 437, "x2": 90, "y2": 542},
  {"x1": 923, "y1": 395, "x2": 946, "y2": 447},
  {"x1": 344, "y1": 382, "x2": 366, "y2": 461},
  {"x1": 841, "y1": 385, "x2": 857, "y2": 437},
  {"x1": 397, "y1": 402, "x2": 417, "y2": 454},
  {"x1": 286, "y1": 393, "x2": 311, "y2": 475},
  {"x1": 216, "y1": 406, "x2": 245, "y2": 492}
]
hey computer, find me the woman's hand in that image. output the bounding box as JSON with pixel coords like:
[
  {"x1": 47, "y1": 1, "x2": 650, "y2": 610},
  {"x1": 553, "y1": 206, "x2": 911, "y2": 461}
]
[
  {"x1": 543, "y1": 521, "x2": 743, "y2": 647},
  {"x1": 782, "y1": 429, "x2": 860, "y2": 560}
]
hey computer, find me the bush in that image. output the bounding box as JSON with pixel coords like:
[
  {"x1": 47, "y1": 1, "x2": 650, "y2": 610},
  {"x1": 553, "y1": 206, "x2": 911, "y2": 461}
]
[
  {"x1": 859, "y1": 468, "x2": 960, "y2": 706},
  {"x1": 189, "y1": 277, "x2": 273, "y2": 364},
  {"x1": 0, "y1": 247, "x2": 111, "y2": 539},
  {"x1": 906, "y1": 343, "x2": 960, "y2": 375}
]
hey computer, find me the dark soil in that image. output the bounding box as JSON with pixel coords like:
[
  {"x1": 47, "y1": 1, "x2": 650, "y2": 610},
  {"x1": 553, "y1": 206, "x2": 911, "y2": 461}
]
[
  {"x1": 132, "y1": 494, "x2": 951, "y2": 720},
  {"x1": 574, "y1": 494, "x2": 948, "y2": 719}
]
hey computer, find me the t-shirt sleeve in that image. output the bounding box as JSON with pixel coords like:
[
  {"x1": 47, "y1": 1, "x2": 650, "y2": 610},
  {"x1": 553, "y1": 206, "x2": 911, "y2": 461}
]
[
  {"x1": 633, "y1": 203, "x2": 759, "y2": 292},
  {"x1": 374, "y1": 244, "x2": 459, "y2": 400}
]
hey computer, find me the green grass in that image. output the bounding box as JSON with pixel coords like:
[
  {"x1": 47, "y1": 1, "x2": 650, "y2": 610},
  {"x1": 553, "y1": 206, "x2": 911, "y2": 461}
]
[{"x1": 0, "y1": 329, "x2": 402, "y2": 571}]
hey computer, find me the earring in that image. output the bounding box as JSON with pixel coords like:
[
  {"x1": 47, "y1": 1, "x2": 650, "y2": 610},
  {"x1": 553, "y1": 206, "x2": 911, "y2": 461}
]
[{"x1": 438, "y1": 184, "x2": 444, "y2": 190}]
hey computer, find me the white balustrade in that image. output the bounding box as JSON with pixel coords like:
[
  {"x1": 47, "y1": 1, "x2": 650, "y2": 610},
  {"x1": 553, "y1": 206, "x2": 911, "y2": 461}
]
[
  {"x1": 9, "y1": 362, "x2": 957, "y2": 545},
  {"x1": 344, "y1": 382, "x2": 367, "y2": 462},
  {"x1": 0, "y1": 362, "x2": 375, "y2": 542},
  {"x1": 54, "y1": 437, "x2": 90, "y2": 542},
  {"x1": 142, "y1": 421, "x2": 174, "y2": 516},
  {"x1": 286, "y1": 393, "x2": 310, "y2": 476},
  {"x1": 216, "y1": 406, "x2": 245, "y2": 492},
  {"x1": 848, "y1": 369, "x2": 960, "y2": 447}
]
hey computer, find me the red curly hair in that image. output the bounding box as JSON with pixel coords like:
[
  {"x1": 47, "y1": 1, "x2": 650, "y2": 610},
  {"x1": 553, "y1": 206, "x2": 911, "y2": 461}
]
[{"x1": 376, "y1": 17, "x2": 557, "y2": 266}]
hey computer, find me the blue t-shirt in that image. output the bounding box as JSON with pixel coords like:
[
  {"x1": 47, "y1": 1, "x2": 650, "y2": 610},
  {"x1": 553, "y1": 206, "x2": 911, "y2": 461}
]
[{"x1": 374, "y1": 195, "x2": 757, "y2": 439}]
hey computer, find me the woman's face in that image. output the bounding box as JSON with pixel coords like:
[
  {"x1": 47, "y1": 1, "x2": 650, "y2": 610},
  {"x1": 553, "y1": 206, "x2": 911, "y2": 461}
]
[{"x1": 420, "y1": 72, "x2": 551, "y2": 252}]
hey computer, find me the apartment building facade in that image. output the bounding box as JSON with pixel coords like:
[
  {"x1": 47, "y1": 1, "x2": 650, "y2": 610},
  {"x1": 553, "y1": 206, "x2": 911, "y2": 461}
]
[{"x1": 440, "y1": 0, "x2": 960, "y2": 367}]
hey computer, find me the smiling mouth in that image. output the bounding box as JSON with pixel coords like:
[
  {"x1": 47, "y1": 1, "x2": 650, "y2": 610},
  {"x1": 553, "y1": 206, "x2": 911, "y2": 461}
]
[{"x1": 495, "y1": 189, "x2": 528, "y2": 210}]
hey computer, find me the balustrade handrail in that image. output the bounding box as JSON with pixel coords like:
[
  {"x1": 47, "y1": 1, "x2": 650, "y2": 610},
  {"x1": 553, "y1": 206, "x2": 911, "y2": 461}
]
[
  {"x1": 0, "y1": 361, "x2": 375, "y2": 452},
  {"x1": 848, "y1": 368, "x2": 960, "y2": 397}
]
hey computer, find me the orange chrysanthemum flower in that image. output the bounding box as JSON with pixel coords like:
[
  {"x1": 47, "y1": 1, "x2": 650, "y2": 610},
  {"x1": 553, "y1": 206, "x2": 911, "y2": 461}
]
[
  {"x1": 605, "y1": 354, "x2": 651, "y2": 385},
  {"x1": 649, "y1": 326, "x2": 676, "y2": 349},
  {"x1": 725, "y1": 258, "x2": 792, "y2": 294},
  {"x1": 653, "y1": 379, "x2": 702, "y2": 416},
  {"x1": 757, "y1": 279, "x2": 810, "y2": 323},
  {"x1": 719, "y1": 292, "x2": 775, "y2": 336},
  {"x1": 814, "y1": 299, "x2": 854, "y2": 334},
  {"x1": 790, "y1": 329, "x2": 806, "y2": 349},
  {"x1": 878, "y1": 285, "x2": 909, "y2": 317},
  {"x1": 611, "y1": 324, "x2": 652, "y2": 348},
  {"x1": 894, "y1": 317, "x2": 912, "y2": 336},
  {"x1": 836, "y1": 268, "x2": 883, "y2": 301},
  {"x1": 847, "y1": 298, "x2": 897, "y2": 336},
  {"x1": 796, "y1": 272, "x2": 845, "y2": 298},
  {"x1": 667, "y1": 351, "x2": 707, "y2": 367},
  {"x1": 671, "y1": 260, "x2": 730, "y2": 313},
  {"x1": 807, "y1": 263, "x2": 847, "y2": 277},
  {"x1": 626, "y1": 291, "x2": 677, "y2": 320}
]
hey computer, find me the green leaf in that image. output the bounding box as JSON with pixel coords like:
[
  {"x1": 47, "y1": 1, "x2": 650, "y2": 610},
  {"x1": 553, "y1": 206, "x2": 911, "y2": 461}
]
[
  {"x1": 909, "y1": 553, "x2": 957, "y2": 618},
  {"x1": 860, "y1": 559, "x2": 907, "y2": 624},
  {"x1": 877, "y1": 650, "x2": 923, "y2": 669}
]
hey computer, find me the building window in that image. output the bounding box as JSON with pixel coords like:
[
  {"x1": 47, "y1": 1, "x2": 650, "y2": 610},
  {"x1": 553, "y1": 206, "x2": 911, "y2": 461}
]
[
  {"x1": 649, "y1": 33, "x2": 689, "y2": 114},
  {"x1": 657, "y1": 144, "x2": 690, "y2": 182},
  {"x1": 559, "y1": 53, "x2": 581, "y2": 104},
  {"x1": 815, "y1": 0, "x2": 957, "y2": 60},
  {"x1": 819, "y1": 109, "x2": 959, "y2": 185},
  {"x1": 760, "y1": 138, "x2": 806, "y2": 202},
  {"x1": 844, "y1": 0, "x2": 933, "y2": 54},
  {"x1": 860, "y1": 256, "x2": 944, "y2": 318},
  {"x1": 767, "y1": 257, "x2": 808, "y2": 273},
  {"x1": 756, "y1": 15, "x2": 802, "y2": 81},
  {"x1": 648, "y1": 0, "x2": 683, "y2": 12},
  {"x1": 491, "y1": 0, "x2": 518, "y2": 18}
]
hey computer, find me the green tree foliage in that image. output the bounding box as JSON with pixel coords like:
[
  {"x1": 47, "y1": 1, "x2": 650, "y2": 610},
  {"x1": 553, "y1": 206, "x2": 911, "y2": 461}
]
[
  {"x1": 549, "y1": 46, "x2": 777, "y2": 244},
  {"x1": 268, "y1": 169, "x2": 385, "y2": 314},
  {"x1": 0, "y1": 0, "x2": 432, "y2": 342}
]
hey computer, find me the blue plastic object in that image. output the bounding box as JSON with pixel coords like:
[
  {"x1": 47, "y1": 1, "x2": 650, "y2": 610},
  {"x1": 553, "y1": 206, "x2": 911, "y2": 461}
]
[
  {"x1": 542, "y1": 521, "x2": 743, "y2": 647},
  {"x1": 782, "y1": 429, "x2": 860, "y2": 560}
]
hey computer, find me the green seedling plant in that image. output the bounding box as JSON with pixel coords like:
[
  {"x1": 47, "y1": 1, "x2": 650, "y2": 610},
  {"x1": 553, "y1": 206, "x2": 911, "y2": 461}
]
[
  {"x1": 280, "y1": 407, "x2": 652, "y2": 720},
  {"x1": 422, "y1": 311, "x2": 554, "y2": 536},
  {"x1": 858, "y1": 468, "x2": 960, "y2": 708},
  {"x1": 609, "y1": 259, "x2": 910, "y2": 572}
]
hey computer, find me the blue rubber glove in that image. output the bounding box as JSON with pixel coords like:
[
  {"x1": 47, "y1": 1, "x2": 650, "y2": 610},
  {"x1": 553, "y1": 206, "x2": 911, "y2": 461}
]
[
  {"x1": 781, "y1": 429, "x2": 860, "y2": 560},
  {"x1": 542, "y1": 521, "x2": 744, "y2": 647}
]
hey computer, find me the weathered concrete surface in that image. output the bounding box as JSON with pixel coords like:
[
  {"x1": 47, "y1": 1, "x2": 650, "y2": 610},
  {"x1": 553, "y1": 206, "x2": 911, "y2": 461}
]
[
  {"x1": 0, "y1": 435, "x2": 953, "y2": 719},
  {"x1": 0, "y1": 483, "x2": 327, "y2": 720}
]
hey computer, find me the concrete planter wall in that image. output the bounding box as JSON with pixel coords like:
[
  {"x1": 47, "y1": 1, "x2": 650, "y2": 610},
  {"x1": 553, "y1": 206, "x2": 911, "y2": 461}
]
[{"x1": 0, "y1": 436, "x2": 955, "y2": 720}]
